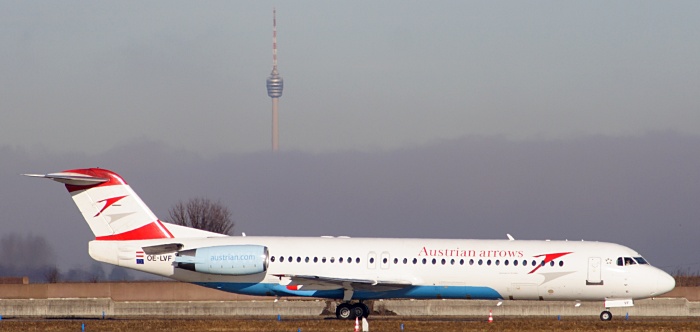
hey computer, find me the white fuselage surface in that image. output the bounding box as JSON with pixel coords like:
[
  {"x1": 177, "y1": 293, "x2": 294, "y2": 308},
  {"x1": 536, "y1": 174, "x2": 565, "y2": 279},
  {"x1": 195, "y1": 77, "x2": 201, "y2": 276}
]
[{"x1": 90, "y1": 236, "x2": 672, "y2": 302}]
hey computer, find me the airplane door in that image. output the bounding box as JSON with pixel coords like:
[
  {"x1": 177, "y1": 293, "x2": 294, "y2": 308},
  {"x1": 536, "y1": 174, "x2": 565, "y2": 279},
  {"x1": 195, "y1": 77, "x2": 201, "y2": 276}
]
[
  {"x1": 586, "y1": 257, "x2": 603, "y2": 285},
  {"x1": 367, "y1": 252, "x2": 377, "y2": 270},
  {"x1": 380, "y1": 252, "x2": 390, "y2": 269}
]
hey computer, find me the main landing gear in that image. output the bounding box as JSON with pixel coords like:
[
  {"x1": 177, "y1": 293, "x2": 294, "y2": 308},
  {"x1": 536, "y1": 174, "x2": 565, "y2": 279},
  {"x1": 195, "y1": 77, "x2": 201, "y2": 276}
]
[
  {"x1": 600, "y1": 310, "x2": 613, "y2": 321},
  {"x1": 336, "y1": 302, "x2": 370, "y2": 320}
]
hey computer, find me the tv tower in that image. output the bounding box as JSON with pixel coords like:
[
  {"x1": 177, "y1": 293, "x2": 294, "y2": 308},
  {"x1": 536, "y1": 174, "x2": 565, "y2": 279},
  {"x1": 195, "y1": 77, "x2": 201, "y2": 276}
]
[{"x1": 266, "y1": 8, "x2": 284, "y2": 152}]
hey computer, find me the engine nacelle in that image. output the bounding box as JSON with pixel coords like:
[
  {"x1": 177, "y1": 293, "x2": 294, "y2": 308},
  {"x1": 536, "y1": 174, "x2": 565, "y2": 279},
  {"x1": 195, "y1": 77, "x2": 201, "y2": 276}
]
[{"x1": 174, "y1": 245, "x2": 268, "y2": 276}]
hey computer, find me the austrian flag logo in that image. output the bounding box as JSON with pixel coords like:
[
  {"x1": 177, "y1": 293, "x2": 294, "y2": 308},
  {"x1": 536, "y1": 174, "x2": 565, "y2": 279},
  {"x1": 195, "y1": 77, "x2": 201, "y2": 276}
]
[{"x1": 136, "y1": 251, "x2": 145, "y2": 265}]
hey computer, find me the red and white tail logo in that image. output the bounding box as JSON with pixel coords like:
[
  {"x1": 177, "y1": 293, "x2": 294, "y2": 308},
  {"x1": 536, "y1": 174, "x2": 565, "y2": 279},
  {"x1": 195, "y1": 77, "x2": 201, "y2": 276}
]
[{"x1": 26, "y1": 168, "x2": 174, "y2": 241}]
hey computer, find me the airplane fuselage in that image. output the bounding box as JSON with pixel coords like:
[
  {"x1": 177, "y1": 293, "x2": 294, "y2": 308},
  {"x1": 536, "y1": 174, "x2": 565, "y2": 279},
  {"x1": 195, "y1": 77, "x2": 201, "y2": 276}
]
[
  {"x1": 89, "y1": 236, "x2": 672, "y2": 302},
  {"x1": 26, "y1": 168, "x2": 675, "y2": 321}
]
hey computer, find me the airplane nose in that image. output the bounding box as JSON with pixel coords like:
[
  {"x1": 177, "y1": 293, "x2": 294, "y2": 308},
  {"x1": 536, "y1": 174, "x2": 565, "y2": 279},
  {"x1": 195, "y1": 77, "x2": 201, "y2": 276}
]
[{"x1": 655, "y1": 271, "x2": 676, "y2": 296}]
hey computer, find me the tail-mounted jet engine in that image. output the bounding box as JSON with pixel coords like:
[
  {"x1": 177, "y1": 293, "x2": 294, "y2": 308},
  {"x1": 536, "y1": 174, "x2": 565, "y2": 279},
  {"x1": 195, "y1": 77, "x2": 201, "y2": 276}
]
[{"x1": 174, "y1": 245, "x2": 269, "y2": 276}]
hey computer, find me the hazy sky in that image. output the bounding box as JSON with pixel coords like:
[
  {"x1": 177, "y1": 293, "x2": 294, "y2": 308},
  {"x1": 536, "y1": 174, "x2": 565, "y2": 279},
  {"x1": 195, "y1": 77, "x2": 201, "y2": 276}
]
[
  {"x1": 0, "y1": 2, "x2": 699, "y2": 279},
  {"x1": 1, "y1": 1, "x2": 699, "y2": 154}
]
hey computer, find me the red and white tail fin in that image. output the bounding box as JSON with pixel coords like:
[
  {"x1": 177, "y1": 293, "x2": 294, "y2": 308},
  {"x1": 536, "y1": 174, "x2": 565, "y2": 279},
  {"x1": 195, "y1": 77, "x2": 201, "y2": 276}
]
[{"x1": 25, "y1": 168, "x2": 219, "y2": 240}]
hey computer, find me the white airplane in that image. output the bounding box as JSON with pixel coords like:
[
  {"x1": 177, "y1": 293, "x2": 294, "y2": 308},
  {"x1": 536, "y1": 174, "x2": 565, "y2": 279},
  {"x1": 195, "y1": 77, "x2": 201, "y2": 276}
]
[{"x1": 25, "y1": 168, "x2": 675, "y2": 321}]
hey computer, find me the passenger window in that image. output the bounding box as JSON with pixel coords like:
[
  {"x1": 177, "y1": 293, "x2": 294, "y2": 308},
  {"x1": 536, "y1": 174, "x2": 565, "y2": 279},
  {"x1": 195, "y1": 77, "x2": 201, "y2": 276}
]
[
  {"x1": 441, "y1": 259, "x2": 446, "y2": 265},
  {"x1": 531, "y1": 260, "x2": 536, "y2": 266},
  {"x1": 369, "y1": 257, "x2": 374, "y2": 264},
  {"x1": 339, "y1": 257, "x2": 344, "y2": 263},
  {"x1": 559, "y1": 261, "x2": 564, "y2": 267},
  {"x1": 271, "y1": 256, "x2": 276, "y2": 262},
  {"x1": 495, "y1": 260, "x2": 500, "y2": 266},
  {"x1": 322, "y1": 257, "x2": 327, "y2": 263},
  {"x1": 478, "y1": 259, "x2": 483, "y2": 265},
  {"x1": 403, "y1": 258, "x2": 408, "y2": 264},
  {"x1": 305, "y1": 257, "x2": 309, "y2": 263},
  {"x1": 394, "y1": 258, "x2": 398, "y2": 264},
  {"x1": 422, "y1": 258, "x2": 427, "y2": 264},
  {"x1": 348, "y1": 257, "x2": 352, "y2": 263},
  {"x1": 550, "y1": 261, "x2": 554, "y2": 267},
  {"x1": 513, "y1": 260, "x2": 518, "y2": 266},
  {"x1": 413, "y1": 258, "x2": 417, "y2": 264},
  {"x1": 356, "y1": 258, "x2": 360, "y2": 264},
  {"x1": 280, "y1": 256, "x2": 285, "y2": 262},
  {"x1": 459, "y1": 259, "x2": 464, "y2": 265},
  {"x1": 469, "y1": 259, "x2": 474, "y2": 265},
  {"x1": 504, "y1": 260, "x2": 509, "y2": 266},
  {"x1": 487, "y1": 260, "x2": 492, "y2": 266},
  {"x1": 314, "y1": 257, "x2": 318, "y2": 263},
  {"x1": 296, "y1": 257, "x2": 301, "y2": 263},
  {"x1": 383, "y1": 258, "x2": 388, "y2": 264},
  {"x1": 431, "y1": 258, "x2": 436, "y2": 265},
  {"x1": 450, "y1": 259, "x2": 455, "y2": 265},
  {"x1": 523, "y1": 260, "x2": 527, "y2": 266}
]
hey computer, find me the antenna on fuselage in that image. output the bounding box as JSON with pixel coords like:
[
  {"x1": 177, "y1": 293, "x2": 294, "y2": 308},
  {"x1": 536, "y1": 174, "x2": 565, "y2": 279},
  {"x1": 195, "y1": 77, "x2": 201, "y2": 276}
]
[{"x1": 506, "y1": 234, "x2": 515, "y2": 241}]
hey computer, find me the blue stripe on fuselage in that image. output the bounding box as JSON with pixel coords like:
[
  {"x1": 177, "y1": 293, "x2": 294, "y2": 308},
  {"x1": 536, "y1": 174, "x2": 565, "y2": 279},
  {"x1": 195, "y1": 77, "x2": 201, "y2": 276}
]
[{"x1": 193, "y1": 282, "x2": 502, "y2": 300}]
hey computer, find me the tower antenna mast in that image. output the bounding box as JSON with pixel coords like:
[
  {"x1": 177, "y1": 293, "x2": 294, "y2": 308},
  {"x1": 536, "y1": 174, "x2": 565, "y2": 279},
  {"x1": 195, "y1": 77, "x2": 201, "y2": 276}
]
[{"x1": 266, "y1": 7, "x2": 284, "y2": 152}]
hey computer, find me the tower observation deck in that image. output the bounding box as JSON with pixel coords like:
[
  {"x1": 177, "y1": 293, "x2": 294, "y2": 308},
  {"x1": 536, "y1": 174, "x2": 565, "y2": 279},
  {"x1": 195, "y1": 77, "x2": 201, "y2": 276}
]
[{"x1": 266, "y1": 69, "x2": 283, "y2": 98}]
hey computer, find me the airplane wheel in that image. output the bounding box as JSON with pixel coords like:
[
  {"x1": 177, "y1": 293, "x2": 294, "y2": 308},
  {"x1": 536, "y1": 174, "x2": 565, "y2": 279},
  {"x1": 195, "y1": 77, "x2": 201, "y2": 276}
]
[
  {"x1": 600, "y1": 310, "x2": 612, "y2": 321},
  {"x1": 359, "y1": 302, "x2": 370, "y2": 318},
  {"x1": 336, "y1": 303, "x2": 353, "y2": 320},
  {"x1": 351, "y1": 303, "x2": 366, "y2": 319}
]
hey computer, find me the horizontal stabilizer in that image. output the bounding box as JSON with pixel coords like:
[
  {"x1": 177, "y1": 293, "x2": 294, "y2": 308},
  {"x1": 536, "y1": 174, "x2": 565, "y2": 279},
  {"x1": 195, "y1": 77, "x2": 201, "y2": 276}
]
[{"x1": 24, "y1": 172, "x2": 108, "y2": 186}]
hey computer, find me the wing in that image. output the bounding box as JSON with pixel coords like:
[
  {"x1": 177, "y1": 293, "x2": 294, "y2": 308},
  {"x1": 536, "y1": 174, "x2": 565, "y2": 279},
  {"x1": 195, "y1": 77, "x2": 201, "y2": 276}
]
[{"x1": 273, "y1": 274, "x2": 412, "y2": 292}]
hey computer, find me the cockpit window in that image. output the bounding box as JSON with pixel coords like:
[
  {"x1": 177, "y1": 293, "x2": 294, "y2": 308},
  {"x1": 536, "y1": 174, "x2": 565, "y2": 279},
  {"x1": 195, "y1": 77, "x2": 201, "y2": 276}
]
[
  {"x1": 617, "y1": 257, "x2": 638, "y2": 266},
  {"x1": 634, "y1": 257, "x2": 648, "y2": 265}
]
